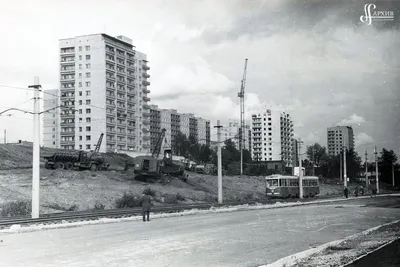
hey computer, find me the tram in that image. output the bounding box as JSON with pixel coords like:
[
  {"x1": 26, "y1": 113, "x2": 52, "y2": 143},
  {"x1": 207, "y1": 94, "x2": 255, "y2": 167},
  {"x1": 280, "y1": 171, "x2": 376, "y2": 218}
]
[{"x1": 265, "y1": 175, "x2": 320, "y2": 198}]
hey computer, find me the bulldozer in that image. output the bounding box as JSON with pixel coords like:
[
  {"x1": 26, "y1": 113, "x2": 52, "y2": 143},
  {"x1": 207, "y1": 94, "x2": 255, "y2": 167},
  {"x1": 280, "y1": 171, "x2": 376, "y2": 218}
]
[{"x1": 129, "y1": 129, "x2": 188, "y2": 183}]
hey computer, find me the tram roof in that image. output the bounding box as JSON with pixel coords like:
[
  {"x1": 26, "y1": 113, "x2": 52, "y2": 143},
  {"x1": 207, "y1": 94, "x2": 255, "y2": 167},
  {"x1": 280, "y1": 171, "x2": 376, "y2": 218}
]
[{"x1": 265, "y1": 175, "x2": 319, "y2": 180}]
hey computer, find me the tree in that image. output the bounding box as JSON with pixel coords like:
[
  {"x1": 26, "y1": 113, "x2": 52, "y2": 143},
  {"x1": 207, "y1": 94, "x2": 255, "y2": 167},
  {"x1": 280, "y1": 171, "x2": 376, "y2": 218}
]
[
  {"x1": 378, "y1": 148, "x2": 398, "y2": 183},
  {"x1": 306, "y1": 143, "x2": 328, "y2": 168},
  {"x1": 345, "y1": 148, "x2": 362, "y2": 179}
]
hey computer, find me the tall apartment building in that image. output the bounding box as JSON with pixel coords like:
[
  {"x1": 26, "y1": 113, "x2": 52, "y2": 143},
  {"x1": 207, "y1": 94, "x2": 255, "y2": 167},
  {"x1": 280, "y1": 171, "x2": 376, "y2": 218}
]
[
  {"x1": 327, "y1": 126, "x2": 355, "y2": 156},
  {"x1": 223, "y1": 119, "x2": 251, "y2": 150},
  {"x1": 43, "y1": 89, "x2": 60, "y2": 148},
  {"x1": 251, "y1": 109, "x2": 294, "y2": 166},
  {"x1": 149, "y1": 105, "x2": 211, "y2": 154},
  {"x1": 57, "y1": 33, "x2": 151, "y2": 153}
]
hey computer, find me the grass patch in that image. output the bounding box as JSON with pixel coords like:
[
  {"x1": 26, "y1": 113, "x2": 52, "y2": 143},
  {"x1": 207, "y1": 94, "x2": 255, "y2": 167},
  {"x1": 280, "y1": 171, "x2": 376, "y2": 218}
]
[
  {"x1": 0, "y1": 200, "x2": 31, "y2": 217},
  {"x1": 115, "y1": 191, "x2": 141, "y2": 208},
  {"x1": 143, "y1": 187, "x2": 157, "y2": 197},
  {"x1": 47, "y1": 203, "x2": 79, "y2": 212},
  {"x1": 93, "y1": 202, "x2": 106, "y2": 210},
  {"x1": 176, "y1": 193, "x2": 186, "y2": 201}
]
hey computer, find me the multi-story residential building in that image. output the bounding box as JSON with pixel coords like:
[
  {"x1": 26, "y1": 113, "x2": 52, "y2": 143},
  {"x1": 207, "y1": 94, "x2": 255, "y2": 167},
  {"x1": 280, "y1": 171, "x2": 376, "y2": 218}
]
[
  {"x1": 148, "y1": 105, "x2": 211, "y2": 153},
  {"x1": 327, "y1": 126, "x2": 355, "y2": 156},
  {"x1": 57, "y1": 33, "x2": 151, "y2": 153},
  {"x1": 43, "y1": 89, "x2": 60, "y2": 148},
  {"x1": 251, "y1": 109, "x2": 294, "y2": 166},
  {"x1": 223, "y1": 119, "x2": 251, "y2": 150}
]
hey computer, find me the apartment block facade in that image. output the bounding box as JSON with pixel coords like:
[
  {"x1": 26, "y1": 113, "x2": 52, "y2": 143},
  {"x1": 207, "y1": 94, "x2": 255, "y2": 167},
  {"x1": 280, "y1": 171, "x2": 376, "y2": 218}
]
[
  {"x1": 57, "y1": 33, "x2": 151, "y2": 153},
  {"x1": 251, "y1": 109, "x2": 294, "y2": 166},
  {"x1": 223, "y1": 119, "x2": 251, "y2": 150},
  {"x1": 327, "y1": 126, "x2": 355, "y2": 156},
  {"x1": 43, "y1": 89, "x2": 60, "y2": 148},
  {"x1": 149, "y1": 105, "x2": 211, "y2": 154}
]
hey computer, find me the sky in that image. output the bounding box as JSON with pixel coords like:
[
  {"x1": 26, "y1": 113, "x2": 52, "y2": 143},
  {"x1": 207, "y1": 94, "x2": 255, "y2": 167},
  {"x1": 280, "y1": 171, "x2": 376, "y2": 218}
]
[{"x1": 0, "y1": 0, "x2": 399, "y2": 160}]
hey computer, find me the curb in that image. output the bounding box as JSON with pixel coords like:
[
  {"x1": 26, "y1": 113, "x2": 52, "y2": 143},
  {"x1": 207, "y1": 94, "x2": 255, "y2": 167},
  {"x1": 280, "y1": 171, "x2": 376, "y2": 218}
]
[
  {"x1": 259, "y1": 219, "x2": 400, "y2": 267},
  {"x1": 339, "y1": 237, "x2": 400, "y2": 267}
]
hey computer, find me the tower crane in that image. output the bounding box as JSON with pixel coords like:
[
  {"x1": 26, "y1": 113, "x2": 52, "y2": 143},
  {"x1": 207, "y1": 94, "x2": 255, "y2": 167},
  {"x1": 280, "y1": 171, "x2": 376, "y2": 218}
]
[{"x1": 238, "y1": 58, "x2": 248, "y2": 176}]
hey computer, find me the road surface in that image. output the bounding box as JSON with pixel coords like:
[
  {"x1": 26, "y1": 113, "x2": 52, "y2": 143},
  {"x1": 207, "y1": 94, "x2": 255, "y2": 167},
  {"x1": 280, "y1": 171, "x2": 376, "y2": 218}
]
[{"x1": 0, "y1": 196, "x2": 399, "y2": 267}]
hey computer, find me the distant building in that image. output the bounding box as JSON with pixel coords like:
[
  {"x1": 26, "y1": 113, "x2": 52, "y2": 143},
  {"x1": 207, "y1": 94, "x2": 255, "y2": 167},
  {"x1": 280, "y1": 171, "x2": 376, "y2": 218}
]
[
  {"x1": 149, "y1": 105, "x2": 211, "y2": 154},
  {"x1": 327, "y1": 126, "x2": 355, "y2": 156},
  {"x1": 223, "y1": 119, "x2": 251, "y2": 150},
  {"x1": 43, "y1": 89, "x2": 60, "y2": 148},
  {"x1": 251, "y1": 109, "x2": 294, "y2": 166}
]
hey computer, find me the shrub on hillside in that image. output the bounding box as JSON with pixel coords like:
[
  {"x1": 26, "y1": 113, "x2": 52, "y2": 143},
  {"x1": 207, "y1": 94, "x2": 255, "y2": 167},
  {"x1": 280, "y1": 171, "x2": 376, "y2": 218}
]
[
  {"x1": 0, "y1": 200, "x2": 31, "y2": 217},
  {"x1": 115, "y1": 192, "x2": 141, "y2": 208},
  {"x1": 175, "y1": 193, "x2": 186, "y2": 201},
  {"x1": 143, "y1": 187, "x2": 156, "y2": 197},
  {"x1": 93, "y1": 202, "x2": 106, "y2": 210}
]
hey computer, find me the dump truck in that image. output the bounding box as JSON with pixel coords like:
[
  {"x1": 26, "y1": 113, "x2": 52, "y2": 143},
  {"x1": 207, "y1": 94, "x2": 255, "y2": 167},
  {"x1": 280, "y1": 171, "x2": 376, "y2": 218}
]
[{"x1": 44, "y1": 150, "x2": 109, "y2": 171}]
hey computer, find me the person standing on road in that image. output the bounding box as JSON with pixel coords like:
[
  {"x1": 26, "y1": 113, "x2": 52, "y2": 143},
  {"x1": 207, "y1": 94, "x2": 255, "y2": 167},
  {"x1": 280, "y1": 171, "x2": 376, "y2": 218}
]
[
  {"x1": 354, "y1": 185, "x2": 359, "y2": 197},
  {"x1": 140, "y1": 191, "x2": 152, "y2": 222}
]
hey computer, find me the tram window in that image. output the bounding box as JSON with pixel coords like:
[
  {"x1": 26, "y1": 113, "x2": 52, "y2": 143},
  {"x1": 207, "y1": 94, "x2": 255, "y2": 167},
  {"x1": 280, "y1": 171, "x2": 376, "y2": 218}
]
[
  {"x1": 280, "y1": 179, "x2": 288, "y2": 187},
  {"x1": 289, "y1": 179, "x2": 298, "y2": 187},
  {"x1": 266, "y1": 179, "x2": 278, "y2": 187},
  {"x1": 303, "y1": 180, "x2": 309, "y2": 186}
]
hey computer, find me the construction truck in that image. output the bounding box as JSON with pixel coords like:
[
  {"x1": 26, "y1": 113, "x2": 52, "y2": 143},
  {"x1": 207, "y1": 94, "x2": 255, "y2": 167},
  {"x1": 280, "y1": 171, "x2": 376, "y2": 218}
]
[
  {"x1": 43, "y1": 133, "x2": 110, "y2": 171},
  {"x1": 130, "y1": 129, "x2": 187, "y2": 183}
]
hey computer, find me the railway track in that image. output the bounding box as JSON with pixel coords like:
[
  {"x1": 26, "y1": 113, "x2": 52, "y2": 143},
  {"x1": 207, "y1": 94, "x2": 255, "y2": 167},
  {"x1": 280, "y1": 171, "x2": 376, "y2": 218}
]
[{"x1": 0, "y1": 194, "x2": 362, "y2": 229}]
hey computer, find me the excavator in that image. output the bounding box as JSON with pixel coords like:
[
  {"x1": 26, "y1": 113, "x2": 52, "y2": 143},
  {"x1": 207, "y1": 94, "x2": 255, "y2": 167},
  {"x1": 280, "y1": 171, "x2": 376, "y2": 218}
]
[{"x1": 130, "y1": 128, "x2": 187, "y2": 183}]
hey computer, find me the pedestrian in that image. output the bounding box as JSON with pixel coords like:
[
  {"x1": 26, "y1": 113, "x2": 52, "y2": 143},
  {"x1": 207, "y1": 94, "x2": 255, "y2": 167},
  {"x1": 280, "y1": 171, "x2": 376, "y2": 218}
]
[
  {"x1": 139, "y1": 191, "x2": 152, "y2": 222},
  {"x1": 360, "y1": 185, "x2": 364, "y2": 196},
  {"x1": 344, "y1": 186, "x2": 349, "y2": 198},
  {"x1": 354, "y1": 185, "x2": 359, "y2": 197},
  {"x1": 368, "y1": 182, "x2": 374, "y2": 198}
]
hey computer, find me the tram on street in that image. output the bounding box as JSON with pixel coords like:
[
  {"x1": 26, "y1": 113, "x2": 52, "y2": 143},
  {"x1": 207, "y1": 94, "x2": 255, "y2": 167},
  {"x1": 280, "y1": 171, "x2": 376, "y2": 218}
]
[{"x1": 265, "y1": 175, "x2": 320, "y2": 198}]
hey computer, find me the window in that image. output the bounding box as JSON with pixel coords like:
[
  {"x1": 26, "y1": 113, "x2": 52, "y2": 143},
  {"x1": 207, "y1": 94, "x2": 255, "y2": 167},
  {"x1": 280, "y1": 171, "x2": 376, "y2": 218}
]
[
  {"x1": 268, "y1": 118, "x2": 271, "y2": 121},
  {"x1": 86, "y1": 81, "x2": 91, "y2": 87},
  {"x1": 85, "y1": 72, "x2": 91, "y2": 78},
  {"x1": 86, "y1": 91, "x2": 91, "y2": 96},
  {"x1": 86, "y1": 126, "x2": 91, "y2": 131},
  {"x1": 86, "y1": 145, "x2": 91, "y2": 150},
  {"x1": 79, "y1": 73, "x2": 82, "y2": 78},
  {"x1": 79, "y1": 46, "x2": 82, "y2": 52},
  {"x1": 86, "y1": 135, "x2": 91, "y2": 141},
  {"x1": 269, "y1": 133, "x2": 272, "y2": 136},
  {"x1": 86, "y1": 108, "x2": 91, "y2": 114},
  {"x1": 86, "y1": 55, "x2": 91, "y2": 60},
  {"x1": 79, "y1": 64, "x2": 82, "y2": 69},
  {"x1": 79, "y1": 82, "x2": 82, "y2": 87},
  {"x1": 79, "y1": 55, "x2": 82, "y2": 60},
  {"x1": 268, "y1": 128, "x2": 272, "y2": 131},
  {"x1": 79, "y1": 127, "x2": 82, "y2": 132},
  {"x1": 86, "y1": 117, "x2": 91, "y2": 123},
  {"x1": 86, "y1": 100, "x2": 91, "y2": 105},
  {"x1": 79, "y1": 100, "x2": 82, "y2": 105},
  {"x1": 79, "y1": 136, "x2": 82, "y2": 141},
  {"x1": 79, "y1": 145, "x2": 82, "y2": 149},
  {"x1": 52, "y1": 128, "x2": 55, "y2": 132},
  {"x1": 269, "y1": 148, "x2": 272, "y2": 150},
  {"x1": 85, "y1": 45, "x2": 90, "y2": 51},
  {"x1": 79, "y1": 91, "x2": 82, "y2": 96},
  {"x1": 79, "y1": 118, "x2": 82, "y2": 122},
  {"x1": 79, "y1": 109, "x2": 82, "y2": 114},
  {"x1": 53, "y1": 141, "x2": 55, "y2": 145},
  {"x1": 86, "y1": 63, "x2": 90, "y2": 69}
]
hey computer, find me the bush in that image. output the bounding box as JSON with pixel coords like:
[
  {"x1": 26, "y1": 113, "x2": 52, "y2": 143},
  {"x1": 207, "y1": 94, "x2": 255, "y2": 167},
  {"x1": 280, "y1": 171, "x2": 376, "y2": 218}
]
[
  {"x1": 143, "y1": 187, "x2": 156, "y2": 197},
  {"x1": 115, "y1": 192, "x2": 141, "y2": 208},
  {"x1": 0, "y1": 200, "x2": 31, "y2": 217},
  {"x1": 176, "y1": 193, "x2": 186, "y2": 201},
  {"x1": 93, "y1": 202, "x2": 105, "y2": 210},
  {"x1": 46, "y1": 203, "x2": 79, "y2": 212}
]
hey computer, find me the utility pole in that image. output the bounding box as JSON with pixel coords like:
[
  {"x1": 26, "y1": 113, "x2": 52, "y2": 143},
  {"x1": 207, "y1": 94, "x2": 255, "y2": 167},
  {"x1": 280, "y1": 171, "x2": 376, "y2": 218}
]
[
  {"x1": 374, "y1": 146, "x2": 379, "y2": 194},
  {"x1": 312, "y1": 145, "x2": 315, "y2": 176},
  {"x1": 365, "y1": 151, "x2": 368, "y2": 188},
  {"x1": 343, "y1": 145, "x2": 347, "y2": 188},
  {"x1": 392, "y1": 161, "x2": 395, "y2": 187},
  {"x1": 340, "y1": 149, "x2": 343, "y2": 181},
  {"x1": 3, "y1": 129, "x2": 6, "y2": 144},
  {"x1": 28, "y1": 77, "x2": 41, "y2": 219},
  {"x1": 298, "y1": 138, "x2": 303, "y2": 199},
  {"x1": 215, "y1": 120, "x2": 223, "y2": 204}
]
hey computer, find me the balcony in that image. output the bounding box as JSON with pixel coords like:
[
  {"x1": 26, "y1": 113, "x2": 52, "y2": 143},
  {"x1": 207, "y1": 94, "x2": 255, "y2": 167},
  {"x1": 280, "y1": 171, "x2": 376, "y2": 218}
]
[
  {"x1": 142, "y1": 96, "x2": 150, "y2": 102},
  {"x1": 143, "y1": 144, "x2": 150, "y2": 149},
  {"x1": 61, "y1": 58, "x2": 75, "y2": 64},
  {"x1": 142, "y1": 104, "x2": 150, "y2": 109},
  {"x1": 142, "y1": 73, "x2": 150, "y2": 79},
  {"x1": 127, "y1": 90, "x2": 135, "y2": 96},
  {"x1": 142, "y1": 81, "x2": 150, "y2": 86},
  {"x1": 142, "y1": 120, "x2": 150, "y2": 125},
  {"x1": 142, "y1": 127, "x2": 149, "y2": 133},
  {"x1": 143, "y1": 136, "x2": 150, "y2": 141},
  {"x1": 142, "y1": 112, "x2": 150, "y2": 117},
  {"x1": 107, "y1": 139, "x2": 116, "y2": 144},
  {"x1": 60, "y1": 66, "x2": 75, "y2": 73},
  {"x1": 142, "y1": 88, "x2": 150, "y2": 94},
  {"x1": 143, "y1": 65, "x2": 150, "y2": 71}
]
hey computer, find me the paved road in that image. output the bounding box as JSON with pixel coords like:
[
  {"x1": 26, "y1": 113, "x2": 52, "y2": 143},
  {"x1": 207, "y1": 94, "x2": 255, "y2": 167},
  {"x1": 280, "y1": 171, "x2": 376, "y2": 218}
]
[{"x1": 0, "y1": 197, "x2": 399, "y2": 267}]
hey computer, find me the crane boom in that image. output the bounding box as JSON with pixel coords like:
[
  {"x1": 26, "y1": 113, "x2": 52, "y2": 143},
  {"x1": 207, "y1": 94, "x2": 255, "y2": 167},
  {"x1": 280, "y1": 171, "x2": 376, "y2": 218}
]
[
  {"x1": 94, "y1": 133, "x2": 104, "y2": 153},
  {"x1": 238, "y1": 58, "x2": 248, "y2": 176},
  {"x1": 152, "y1": 128, "x2": 166, "y2": 158}
]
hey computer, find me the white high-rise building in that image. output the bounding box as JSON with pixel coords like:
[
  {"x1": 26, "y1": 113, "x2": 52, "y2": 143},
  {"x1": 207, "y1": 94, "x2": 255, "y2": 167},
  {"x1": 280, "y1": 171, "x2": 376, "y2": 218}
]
[
  {"x1": 251, "y1": 109, "x2": 294, "y2": 166},
  {"x1": 43, "y1": 89, "x2": 60, "y2": 148},
  {"x1": 56, "y1": 33, "x2": 151, "y2": 153},
  {"x1": 327, "y1": 126, "x2": 355, "y2": 156},
  {"x1": 223, "y1": 119, "x2": 250, "y2": 150}
]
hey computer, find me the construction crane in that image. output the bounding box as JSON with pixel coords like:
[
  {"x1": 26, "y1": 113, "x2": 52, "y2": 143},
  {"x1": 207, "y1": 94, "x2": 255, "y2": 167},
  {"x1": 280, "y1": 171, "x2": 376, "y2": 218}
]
[
  {"x1": 238, "y1": 58, "x2": 248, "y2": 176},
  {"x1": 94, "y1": 133, "x2": 104, "y2": 153},
  {"x1": 151, "y1": 128, "x2": 166, "y2": 158}
]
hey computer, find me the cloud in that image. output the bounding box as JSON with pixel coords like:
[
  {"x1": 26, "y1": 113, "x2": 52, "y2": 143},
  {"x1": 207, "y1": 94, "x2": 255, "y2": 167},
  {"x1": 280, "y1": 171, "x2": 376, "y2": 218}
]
[
  {"x1": 355, "y1": 133, "x2": 374, "y2": 147},
  {"x1": 303, "y1": 132, "x2": 321, "y2": 144},
  {"x1": 338, "y1": 114, "x2": 366, "y2": 126}
]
